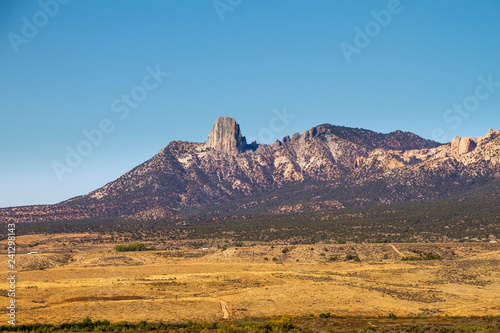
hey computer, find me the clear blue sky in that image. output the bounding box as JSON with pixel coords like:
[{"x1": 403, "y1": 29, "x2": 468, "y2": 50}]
[{"x1": 1, "y1": 0, "x2": 499, "y2": 208}]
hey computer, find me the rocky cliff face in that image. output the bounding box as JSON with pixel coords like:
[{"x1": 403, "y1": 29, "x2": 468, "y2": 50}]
[
  {"x1": 450, "y1": 129, "x2": 498, "y2": 155},
  {"x1": 204, "y1": 116, "x2": 251, "y2": 154},
  {"x1": 2, "y1": 118, "x2": 499, "y2": 223}
]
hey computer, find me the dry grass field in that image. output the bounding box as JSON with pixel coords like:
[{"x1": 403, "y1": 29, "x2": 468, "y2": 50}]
[{"x1": 2, "y1": 233, "x2": 500, "y2": 326}]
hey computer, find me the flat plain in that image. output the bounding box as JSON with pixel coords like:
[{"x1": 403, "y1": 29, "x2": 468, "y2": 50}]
[{"x1": 2, "y1": 233, "x2": 500, "y2": 326}]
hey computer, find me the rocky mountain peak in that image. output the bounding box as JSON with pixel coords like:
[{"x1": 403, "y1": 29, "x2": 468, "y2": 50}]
[
  {"x1": 3, "y1": 119, "x2": 499, "y2": 224},
  {"x1": 204, "y1": 116, "x2": 248, "y2": 154}
]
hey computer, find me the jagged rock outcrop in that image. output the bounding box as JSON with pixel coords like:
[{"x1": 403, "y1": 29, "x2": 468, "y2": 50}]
[
  {"x1": 1, "y1": 120, "x2": 499, "y2": 224},
  {"x1": 450, "y1": 130, "x2": 500, "y2": 155},
  {"x1": 451, "y1": 136, "x2": 477, "y2": 155},
  {"x1": 458, "y1": 137, "x2": 477, "y2": 154},
  {"x1": 451, "y1": 136, "x2": 461, "y2": 151},
  {"x1": 204, "y1": 116, "x2": 248, "y2": 154}
]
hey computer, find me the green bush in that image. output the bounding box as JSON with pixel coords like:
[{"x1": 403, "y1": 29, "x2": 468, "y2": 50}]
[
  {"x1": 345, "y1": 254, "x2": 360, "y2": 262},
  {"x1": 260, "y1": 316, "x2": 296, "y2": 332},
  {"x1": 424, "y1": 252, "x2": 441, "y2": 260},
  {"x1": 114, "y1": 242, "x2": 156, "y2": 252}
]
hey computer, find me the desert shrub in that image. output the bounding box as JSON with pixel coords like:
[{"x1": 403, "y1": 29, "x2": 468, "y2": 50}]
[
  {"x1": 402, "y1": 252, "x2": 440, "y2": 261},
  {"x1": 259, "y1": 316, "x2": 296, "y2": 332},
  {"x1": 402, "y1": 256, "x2": 422, "y2": 261},
  {"x1": 345, "y1": 254, "x2": 360, "y2": 262},
  {"x1": 114, "y1": 242, "x2": 156, "y2": 252},
  {"x1": 328, "y1": 256, "x2": 338, "y2": 261},
  {"x1": 137, "y1": 320, "x2": 155, "y2": 330},
  {"x1": 423, "y1": 252, "x2": 441, "y2": 260}
]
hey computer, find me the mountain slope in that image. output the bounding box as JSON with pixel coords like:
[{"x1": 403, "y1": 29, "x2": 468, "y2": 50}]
[{"x1": 1, "y1": 117, "x2": 499, "y2": 223}]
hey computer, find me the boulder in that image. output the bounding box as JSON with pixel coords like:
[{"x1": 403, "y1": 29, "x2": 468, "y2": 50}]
[{"x1": 458, "y1": 136, "x2": 477, "y2": 154}]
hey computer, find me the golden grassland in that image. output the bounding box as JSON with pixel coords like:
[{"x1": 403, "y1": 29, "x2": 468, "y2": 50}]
[{"x1": 1, "y1": 233, "x2": 500, "y2": 325}]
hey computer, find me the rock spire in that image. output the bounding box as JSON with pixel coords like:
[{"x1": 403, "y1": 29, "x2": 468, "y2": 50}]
[{"x1": 205, "y1": 116, "x2": 248, "y2": 154}]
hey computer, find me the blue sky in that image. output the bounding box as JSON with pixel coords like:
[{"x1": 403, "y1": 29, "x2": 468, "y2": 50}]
[{"x1": 1, "y1": 0, "x2": 499, "y2": 208}]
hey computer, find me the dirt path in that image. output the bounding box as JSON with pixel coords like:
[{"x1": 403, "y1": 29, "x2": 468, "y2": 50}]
[
  {"x1": 390, "y1": 244, "x2": 403, "y2": 257},
  {"x1": 178, "y1": 297, "x2": 230, "y2": 319},
  {"x1": 219, "y1": 300, "x2": 230, "y2": 319}
]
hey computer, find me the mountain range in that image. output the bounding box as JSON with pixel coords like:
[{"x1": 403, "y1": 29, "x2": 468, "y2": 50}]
[{"x1": 2, "y1": 116, "x2": 500, "y2": 224}]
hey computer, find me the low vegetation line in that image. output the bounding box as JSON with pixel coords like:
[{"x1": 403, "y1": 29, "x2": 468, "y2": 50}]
[
  {"x1": 401, "y1": 250, "x2": 441, "y2": 261},
  {"x1": 2, "y1": 316, "x2": 500, "y2": 333},
  {"x1": 113, "y1": 242, "x2": 156, "y2": 252}
]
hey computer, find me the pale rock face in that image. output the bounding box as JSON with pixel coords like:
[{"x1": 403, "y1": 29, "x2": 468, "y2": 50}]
[
  {"x1": 451, "y1": 137, "x2": 461, "y2": 151},
  {"x1": 204, "y1": 116, "x2": 247, "y2": 154},
  {"x1": 458, "y1": 137, "x2": 477, "y2": 154},
  {"x1": 451, "y1": 132, "x2": 491, "y2": 154}
]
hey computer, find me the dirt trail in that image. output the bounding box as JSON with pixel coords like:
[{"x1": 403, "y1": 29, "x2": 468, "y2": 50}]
[
  {"x1": 390, "y1": 244, "x2": 403, "y2": 257},
  {"x1": 219, "y1": 300, "x2": 230, "y2": 319},
  {"x1": 175, "y1": 297, "x2": 230, "y2": 319}
]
